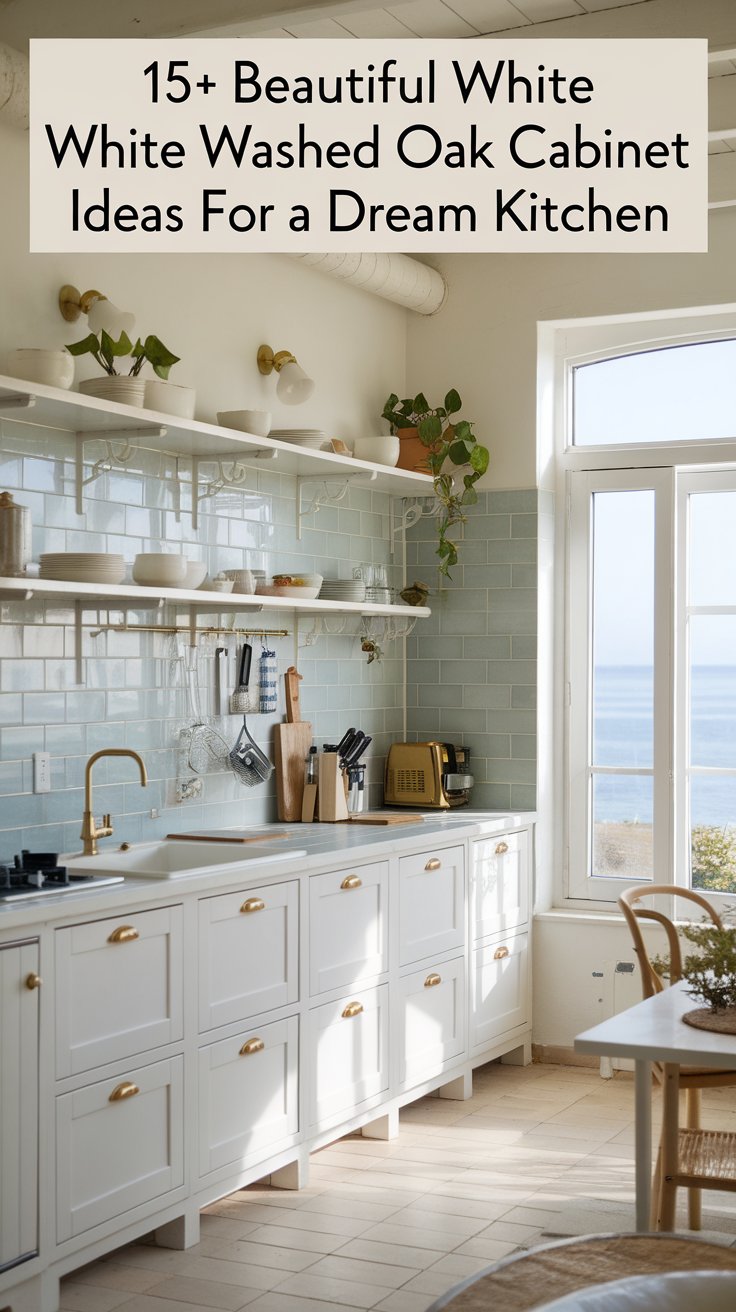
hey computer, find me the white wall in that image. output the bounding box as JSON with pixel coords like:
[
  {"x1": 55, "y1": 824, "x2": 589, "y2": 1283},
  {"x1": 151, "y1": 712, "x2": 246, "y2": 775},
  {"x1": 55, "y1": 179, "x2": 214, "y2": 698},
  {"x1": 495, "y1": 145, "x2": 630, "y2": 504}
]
[{"x1": 0, "y1": 120, "x2": 407, "y2": 437}]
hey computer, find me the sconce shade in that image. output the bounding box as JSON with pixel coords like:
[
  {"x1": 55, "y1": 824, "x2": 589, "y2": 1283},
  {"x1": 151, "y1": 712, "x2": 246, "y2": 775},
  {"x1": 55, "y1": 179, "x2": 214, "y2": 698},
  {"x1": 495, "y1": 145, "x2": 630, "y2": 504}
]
[
  {"x1": 257, "y1": 343, "x2": 314, "y2": 406},
  {"x1": 58, "y1": 285, "x2": 135, "y2": 339}
]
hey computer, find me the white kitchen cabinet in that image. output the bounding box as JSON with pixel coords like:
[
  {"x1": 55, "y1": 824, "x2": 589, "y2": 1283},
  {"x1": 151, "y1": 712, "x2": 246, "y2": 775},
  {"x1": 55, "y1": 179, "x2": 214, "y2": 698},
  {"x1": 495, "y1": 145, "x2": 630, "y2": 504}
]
[
  {"x1": 399, "y1": 955, "x2": 466, "y2": 1088},
  {"x1": 309, "y1": 861, "x2": 388, "y2": 995},
  {"x1": 198, "y1": 1015, "x2": 299, "y2": 1178},
  {"x1": 473, "y1": 831, "x2": 529, "y2": 940},
  {"x1": 55, "y1": 905, "x2": 184, "y2": 1078},
  {"x1": 399, "y1": 844, "x2": 465, "y2": 966},
  {"x1": 198, "y1": 880, "x2": 298, "y2": 1031},
  {"x1": 56, "y1": 1055, "x2": 184, "y2": 1242},
  {"x1": 307, "y1": 984, "x2": 389, "y2": 1128},
  {"x1": 471, "y1": 931, "x2": 530, "y2": 1052},
  {"x1": 0, "y1": 940, "x2": 39, "y2": 1272}
]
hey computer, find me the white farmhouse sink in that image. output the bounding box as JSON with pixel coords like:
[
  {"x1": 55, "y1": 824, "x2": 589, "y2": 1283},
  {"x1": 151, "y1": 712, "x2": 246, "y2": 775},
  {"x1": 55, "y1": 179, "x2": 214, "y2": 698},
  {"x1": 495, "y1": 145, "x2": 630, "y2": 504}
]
[{"x1": 65, "y1": 839, "x2": 307, "y2": 879}]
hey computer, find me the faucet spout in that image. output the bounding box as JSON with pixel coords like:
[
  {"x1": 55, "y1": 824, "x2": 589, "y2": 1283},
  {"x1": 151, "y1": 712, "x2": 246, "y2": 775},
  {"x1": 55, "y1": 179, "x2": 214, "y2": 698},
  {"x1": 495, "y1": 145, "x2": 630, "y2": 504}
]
[{"x1": 81, "y1": 749, "x2": 148, "y2": 857}]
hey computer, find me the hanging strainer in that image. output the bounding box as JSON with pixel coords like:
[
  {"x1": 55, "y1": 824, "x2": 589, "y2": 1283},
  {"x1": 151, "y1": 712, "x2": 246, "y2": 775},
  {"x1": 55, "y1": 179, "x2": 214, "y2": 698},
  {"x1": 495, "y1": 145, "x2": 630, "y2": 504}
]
[{"x1": 181, "y1": 645, "x2": 231, "y2": 774}]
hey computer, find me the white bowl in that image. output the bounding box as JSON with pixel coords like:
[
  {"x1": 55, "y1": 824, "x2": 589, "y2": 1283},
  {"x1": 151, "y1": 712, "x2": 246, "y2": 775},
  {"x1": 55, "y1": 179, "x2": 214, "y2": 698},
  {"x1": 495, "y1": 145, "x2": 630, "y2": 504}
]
[
  {"x1": 353, "y1": 436, "x2": 400, "y2": 466},
  {"x1": 208, "y1": 576, "x2": 234, "y2": 593},
  {"x1": 223, "y1": 569, "x2": 256, "y2": 593},
  {"x1": 183, "y1": 561, "x2": 207, "y2": 589},
  {"x1": 144, "y1": 379, "x2": 196, "y2": 419},
  {"x1": 132, "y1": 553, "x2": 187, "y2": 587},
  {"x1": 217, "y1": 409, "x2": 272, "y2": 437},
  {"x1": 4, "y1": 349, "x2": 74, "y2": 390}
]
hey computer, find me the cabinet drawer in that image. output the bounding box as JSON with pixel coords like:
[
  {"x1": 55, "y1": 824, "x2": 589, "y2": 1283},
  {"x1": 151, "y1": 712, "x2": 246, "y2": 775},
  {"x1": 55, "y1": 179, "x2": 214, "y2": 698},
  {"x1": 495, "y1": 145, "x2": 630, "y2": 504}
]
[
  {"x1": 309, "y1": 862, "x2": 388, "y2": 995},
  {"x1": 56, "y1": 1056, "x2": 184, "y2": 1242},
  {"x1": 471, "y1": 931, "x2": 529, "y2": 1051},
  {"x1": 199, "y1": 880, "x2": 298, "y2": 1032},
  {"x1": 198, "y1": 1015, "x2": 298, "y2": 1178},
  {"x1": 399, "y1": 845, "x2": 464, "y2": 966},
  {"x1": 55, "y1": 906, "x2": 184, "y2": 1078},
  {"x1": 307, "y1": 985, "x2": 389, "y2": 1128},
  {"x1": 399, "y1": 956, "x2": 465, "y2": 1088},
  {"x1": 473, "y1": 831, "x2": 529, "y2": 940}
]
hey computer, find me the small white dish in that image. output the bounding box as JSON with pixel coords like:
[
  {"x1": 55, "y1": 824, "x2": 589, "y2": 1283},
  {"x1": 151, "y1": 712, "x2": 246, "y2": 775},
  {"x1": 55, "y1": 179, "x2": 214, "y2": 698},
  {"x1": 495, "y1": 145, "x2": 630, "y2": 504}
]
[
  {"x1": 217, "y1": 409, "x2": 272, "y2": 437},
  {"x1": 353, "y1": 435, "x2": 400, "y2": 466},
  {"x1": 208, "y1": 575, "x2": 234, "y2": 593}
]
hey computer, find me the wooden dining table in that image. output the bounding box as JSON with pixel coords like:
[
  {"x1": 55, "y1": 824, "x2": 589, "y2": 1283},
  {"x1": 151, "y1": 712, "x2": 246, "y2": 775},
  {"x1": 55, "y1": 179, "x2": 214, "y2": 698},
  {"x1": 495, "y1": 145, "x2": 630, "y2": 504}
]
[{"x1": 575, "y1": 981, "x2": 736, "y2": 1231}]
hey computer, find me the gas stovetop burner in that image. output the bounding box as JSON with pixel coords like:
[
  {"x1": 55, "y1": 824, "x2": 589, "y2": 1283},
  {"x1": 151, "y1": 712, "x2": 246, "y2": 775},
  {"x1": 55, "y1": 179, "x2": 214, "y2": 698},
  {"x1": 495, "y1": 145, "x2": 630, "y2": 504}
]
[{"x1": 0, "y1": 850, "x2": 124, "y2": 902}]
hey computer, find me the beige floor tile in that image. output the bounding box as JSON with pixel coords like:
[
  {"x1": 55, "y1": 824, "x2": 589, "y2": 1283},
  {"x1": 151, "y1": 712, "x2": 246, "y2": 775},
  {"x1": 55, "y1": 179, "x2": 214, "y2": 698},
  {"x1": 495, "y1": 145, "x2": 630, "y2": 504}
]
[
  {"x1": 386, "y1": 1206, "x2": 488, "y2": 1238},
  {"x1": 243, "y1": 1224, "x2": 351, "y2": 1255},
  {"x1": 62, "y1": 1263, "x2": 161, "y2": 1294},
  {"x1": 247, "y1": 1296, "x2": 358, "y2": 1312},
  {"x1": 249, "y1": 1207, "x2": 370, "y2": 1238},
  {"x1": 196, "y1": 1237, "x2": 318, "y2": 1271},
  {"x1": 304, "y1": 1253, "x2": 422, "y2": 1289},
  {"x1": 359, "y1": 1221, "x2": 457, "y2": 1253},
  {"x1": 199, "y1": 1217, "x2": 263, "y2": 1242},
  {"x1": 297, "y1": 1193, "x2": 399, "y2": 1223},
  {"x1": 271, "y1": 1271, "x2": 383, "y2": 1307},
  {"x1": 59, "y1": 1284, "x2": 134, "y2": 1312},
  {"x1": 373, "y1": 1292, "x2": 434, "y2": 1311},
  {"x1": 453, "y1": 1234, "x2": 530, "y2": 1261},
  {"x1": 143, "y1": 1275, "x2": 260, "y2": 1309},
  {"x1": 107, "y1": 1298, "x2": 257, "y2": 1312},
  {"x1": 175, "y1": 1256, "x2": 280, "y2": 1292},
  {"x1": 335, "y1": 1237, "x2": 442, "y2": 1271}
]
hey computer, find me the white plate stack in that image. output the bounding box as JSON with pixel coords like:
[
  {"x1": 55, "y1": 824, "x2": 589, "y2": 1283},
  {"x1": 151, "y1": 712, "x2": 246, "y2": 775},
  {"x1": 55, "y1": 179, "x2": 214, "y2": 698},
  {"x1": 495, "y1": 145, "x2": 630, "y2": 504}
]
[
  {"x1": 270, "y1": 429, "x2": 330, "y2": 450},
  {"x1": 319, "y1": 578, "x2": 367, "y2": 603},
  {"x1": 39, "y1": 553, "x2": 126, "y2": 584}
]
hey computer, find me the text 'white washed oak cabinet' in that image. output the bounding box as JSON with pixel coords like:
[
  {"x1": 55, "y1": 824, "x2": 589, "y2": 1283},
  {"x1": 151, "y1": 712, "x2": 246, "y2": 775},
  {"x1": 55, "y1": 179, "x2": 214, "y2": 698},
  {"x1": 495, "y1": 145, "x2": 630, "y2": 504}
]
[{"x1": 0, "y1": 821, "x2": 532, "y2": 1312}]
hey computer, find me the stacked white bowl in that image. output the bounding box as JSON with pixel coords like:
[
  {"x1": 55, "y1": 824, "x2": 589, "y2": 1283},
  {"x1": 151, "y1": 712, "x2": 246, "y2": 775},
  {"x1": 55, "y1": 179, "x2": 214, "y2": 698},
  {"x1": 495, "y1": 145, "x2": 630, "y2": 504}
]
[
  {"x1": 39, "y1": 553, "x2": 125, "y2": 584},
  {"x1": 132, "y1": 554, "x2": 188, "y2": 588},
  {"x1": 4, "y1": 350, "x2": 74, "y2": 390}
]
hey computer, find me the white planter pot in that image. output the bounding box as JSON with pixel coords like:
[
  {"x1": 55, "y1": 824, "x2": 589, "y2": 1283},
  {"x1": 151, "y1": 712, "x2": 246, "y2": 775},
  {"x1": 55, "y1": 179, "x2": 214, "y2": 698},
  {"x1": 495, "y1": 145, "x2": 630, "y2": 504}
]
[
  {"x1": 144, "y1": 379, "x2": 196, "y2": 420},
  {"x1": 79, "y1": 376, "x2": 146, "y2": 407}
]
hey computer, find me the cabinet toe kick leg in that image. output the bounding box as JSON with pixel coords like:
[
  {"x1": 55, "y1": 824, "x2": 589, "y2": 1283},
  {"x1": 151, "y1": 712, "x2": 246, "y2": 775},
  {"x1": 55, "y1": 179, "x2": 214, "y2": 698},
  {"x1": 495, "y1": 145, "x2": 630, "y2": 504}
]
[
  {"x1": 269, "y1": 1151, "x2": 309, "y2": 1190},
  {"x1": 362, "y1": 1107, "x2": 399, "y2": 1140},
  {"x1": 439, "y1": 1071, "x2": 473, "y2": 1101},
  {"x1": 154, "y1": 1210, "x2": 201, "y2": 1250}
]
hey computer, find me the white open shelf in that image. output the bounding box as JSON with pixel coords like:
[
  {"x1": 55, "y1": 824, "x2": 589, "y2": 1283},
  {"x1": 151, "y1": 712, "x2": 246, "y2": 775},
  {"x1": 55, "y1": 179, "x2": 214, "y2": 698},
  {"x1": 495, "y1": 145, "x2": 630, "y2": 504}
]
[
  {"x1": 0, "y1": 374, "x2": 435, "y2": 498},
  {"x1": 0, "y1": 576, "x2": 430, "y2": 621}
]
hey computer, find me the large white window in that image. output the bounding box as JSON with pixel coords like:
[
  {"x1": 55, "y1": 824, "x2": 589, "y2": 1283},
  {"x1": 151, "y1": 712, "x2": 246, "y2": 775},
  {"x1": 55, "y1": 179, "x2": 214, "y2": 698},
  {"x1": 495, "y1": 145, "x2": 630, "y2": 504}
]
[{"x1": 561, "y1": 322, "x2": 736, "y2": 903}]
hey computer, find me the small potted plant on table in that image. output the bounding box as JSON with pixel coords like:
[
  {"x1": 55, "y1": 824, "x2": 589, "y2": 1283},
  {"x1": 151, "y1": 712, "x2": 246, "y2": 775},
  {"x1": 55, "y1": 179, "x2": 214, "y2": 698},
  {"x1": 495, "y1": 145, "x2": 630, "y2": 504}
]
[
  {"x1": 381, "y1": 388, "x2": 490, "y2": 577},
  {"x1": 66, "y1": 329, "x2": 184, "y2": 411}
]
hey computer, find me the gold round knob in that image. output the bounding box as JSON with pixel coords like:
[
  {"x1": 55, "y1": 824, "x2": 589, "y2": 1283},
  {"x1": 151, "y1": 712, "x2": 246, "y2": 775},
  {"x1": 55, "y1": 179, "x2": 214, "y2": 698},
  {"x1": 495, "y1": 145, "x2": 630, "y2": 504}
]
[
  {"x1": 240, "y1": 897, "x2": 265, "y2": 914},
  {"x1": 25, "y1": 972, "x2": 42, "y2": 990},
  {"x1": 239, "y1": 1037, "x2": 265, "y2": 1056},
  {"x1": 495, "y1": 841, "x2": 509, "y2": 856},
  {"x1": 107, "y1": 925, "x2": 139, "y2": 944},
  {"x1": 494, "y1": 945, "x2": 510, "y2": 960}
]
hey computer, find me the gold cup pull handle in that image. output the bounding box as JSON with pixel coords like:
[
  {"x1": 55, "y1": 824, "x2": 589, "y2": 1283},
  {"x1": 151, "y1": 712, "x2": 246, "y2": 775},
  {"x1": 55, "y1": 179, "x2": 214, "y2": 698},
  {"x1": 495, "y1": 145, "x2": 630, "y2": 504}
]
[
  {"x1": 342, "y1": 1001, "x2": 364, "y2": 1019},
  {"x1": 340, "y1": 874, "x2": 362, "y2": 890},
  {"x1": 495, "y1": 841, "x2": 509, "y2": 856},
  {"x1": 425, "y1": 858, "x2": 441, "y2": 871},
  {"x1": 239, "y1": 1037, "x2": 265, "y2": 1056},
  {"x1": 25, "y1": 972, "x2": 42, "y2": 990},
  {"x1": 494, "y1": 945, "x2": 510, "y2": 960},
  {"x1": 424, "y1": 972, "x2": 442, "y2": 988},
  {"x1": 107, "y1": 925, "x2": 139, "y2": 945},
  {"x1": 240, "y1": 897, "x2": 265, "y2": 914},
  {"x1": 109, "y1": 1081, "x2": 140, "y2": 1103}
]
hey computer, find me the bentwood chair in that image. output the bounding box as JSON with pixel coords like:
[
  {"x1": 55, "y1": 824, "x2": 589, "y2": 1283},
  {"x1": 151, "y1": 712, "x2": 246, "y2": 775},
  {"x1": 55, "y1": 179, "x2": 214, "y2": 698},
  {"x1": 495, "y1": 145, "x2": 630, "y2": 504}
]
[{"x1": 619, "y1": 885, "x2": 736, "y2": 1231}]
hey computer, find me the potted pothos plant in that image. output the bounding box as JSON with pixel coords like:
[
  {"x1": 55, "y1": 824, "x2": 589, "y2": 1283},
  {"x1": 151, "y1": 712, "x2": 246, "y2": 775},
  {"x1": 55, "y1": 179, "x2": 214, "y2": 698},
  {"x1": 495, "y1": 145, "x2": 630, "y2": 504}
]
[
  {"x1": 382, "y1": 389, "x2": 489, "y2": 576},
  {"x1": 66, "y1": 329, "x2": 184, "y2": 411}
]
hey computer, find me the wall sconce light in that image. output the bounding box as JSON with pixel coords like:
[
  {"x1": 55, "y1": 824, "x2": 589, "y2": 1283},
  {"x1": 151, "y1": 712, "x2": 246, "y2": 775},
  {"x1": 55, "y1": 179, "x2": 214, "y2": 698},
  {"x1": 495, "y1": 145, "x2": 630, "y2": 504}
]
[
  {"x1": 257, "y1": 344, "x2": 315, "y2": 406},
  {"x1": 58, "y1": 285, "x2": 136, "y2": 339}
]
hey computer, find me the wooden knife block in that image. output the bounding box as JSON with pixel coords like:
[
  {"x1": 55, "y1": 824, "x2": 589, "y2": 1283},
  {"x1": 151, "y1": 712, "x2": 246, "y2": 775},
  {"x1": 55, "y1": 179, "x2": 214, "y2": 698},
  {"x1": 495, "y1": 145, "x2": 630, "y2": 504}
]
[{"x1": 318, "y1": 752, "x2": 349, "y2": 822}]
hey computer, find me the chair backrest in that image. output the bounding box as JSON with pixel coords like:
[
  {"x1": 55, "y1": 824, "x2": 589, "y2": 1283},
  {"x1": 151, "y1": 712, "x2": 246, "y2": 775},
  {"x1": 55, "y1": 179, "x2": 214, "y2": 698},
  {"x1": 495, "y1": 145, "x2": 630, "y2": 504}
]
[{"x1": 618, "y1": 884, "x2": 723, "y2": 1001}]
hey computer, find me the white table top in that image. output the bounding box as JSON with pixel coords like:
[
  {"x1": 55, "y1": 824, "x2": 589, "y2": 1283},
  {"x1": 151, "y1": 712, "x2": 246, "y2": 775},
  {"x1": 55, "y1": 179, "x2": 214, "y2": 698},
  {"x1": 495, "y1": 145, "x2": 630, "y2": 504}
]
[{"x1": 575, "y1": 981, "x2": 736, "y2": 1069}]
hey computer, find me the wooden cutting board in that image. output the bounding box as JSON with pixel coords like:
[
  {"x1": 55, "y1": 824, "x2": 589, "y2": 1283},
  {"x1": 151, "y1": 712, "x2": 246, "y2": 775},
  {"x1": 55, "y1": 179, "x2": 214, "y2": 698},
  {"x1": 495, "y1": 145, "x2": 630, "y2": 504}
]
[
  {"x1": 348, "y1": 812, "x2": 426, "y2": 825},
  {"x1": 166, "y1": 830, "x2": 289, "y2": 843},
  {"x1": 274, "y1": 722, "x2": 313, "y2": 821}
]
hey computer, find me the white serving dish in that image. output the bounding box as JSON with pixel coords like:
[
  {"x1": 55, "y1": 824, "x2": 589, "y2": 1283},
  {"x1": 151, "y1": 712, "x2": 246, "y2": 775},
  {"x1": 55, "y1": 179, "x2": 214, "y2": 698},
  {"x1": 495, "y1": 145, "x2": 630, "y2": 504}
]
[
  {"x1": 132, "y1": 553, "x2": 188, "y2": 587},
  {"x1": 4, "y1": 348, "x2": 74, "y2": 390},
  {"x1": 257, "y1": 584, "x2": 321, "y2": 599},
  {"x1": 217, "y1": 409, "x2": 272, "y2": 437},
  {"x1": 353, "y1": 435, "x2": 400, "y2": 466},
  {"x1": 144, "y1": 379, "x2": 196, "y2": 419}
]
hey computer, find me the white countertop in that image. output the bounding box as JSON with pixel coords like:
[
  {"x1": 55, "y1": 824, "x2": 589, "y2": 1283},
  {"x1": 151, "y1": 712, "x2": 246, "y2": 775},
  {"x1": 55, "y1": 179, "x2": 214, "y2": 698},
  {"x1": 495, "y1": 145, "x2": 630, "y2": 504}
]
[{"x1": 0, "y1": 811, "x2": 535, "y2": 934}]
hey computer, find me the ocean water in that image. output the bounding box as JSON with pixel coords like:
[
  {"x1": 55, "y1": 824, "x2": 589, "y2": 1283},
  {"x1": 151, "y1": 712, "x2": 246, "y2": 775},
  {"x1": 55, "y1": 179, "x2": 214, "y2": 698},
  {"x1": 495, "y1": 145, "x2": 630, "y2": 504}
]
[{"x1": 594, "y1": 665, "x2": 736, "y2": 827}]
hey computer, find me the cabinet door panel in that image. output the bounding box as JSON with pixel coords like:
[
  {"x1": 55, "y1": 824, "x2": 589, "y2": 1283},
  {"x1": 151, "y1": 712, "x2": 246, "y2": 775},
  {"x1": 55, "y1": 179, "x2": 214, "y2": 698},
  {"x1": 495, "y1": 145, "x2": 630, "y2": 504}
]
[
  {"x1": 198, "y1": 1016, "x2": 298, "y2": 1177},
  {"x1": 472, "y1": 932, "x2": 529, "y2": 1050},
  {"x1": 399, "y1": 845, "x2": 464, "y2": 965},
  {"x1": 56, "y1": 1056, "x2": 184, "y2": 1242},
  {"x1": 0, "y1": 940, "x2": 39, "y2": 1271},
  {"x1": 399, "y1": 956, "x2": 465, "y2": 1088},
  {"x1": 55, "y1": 905, "x2": 183, "y2": 1078},
  {"x1": 309, "y1": 862, "x2": 388, "y2": 995},
  {"x1": 199, "y1": 880, "x2": 298, "y2": 1031},
  {"x1": 473, "y1": 831, "x2": 529, "y2": 940},
  {"x1": 308, "y1": 985, "x2": 389, "y2": 1128}
]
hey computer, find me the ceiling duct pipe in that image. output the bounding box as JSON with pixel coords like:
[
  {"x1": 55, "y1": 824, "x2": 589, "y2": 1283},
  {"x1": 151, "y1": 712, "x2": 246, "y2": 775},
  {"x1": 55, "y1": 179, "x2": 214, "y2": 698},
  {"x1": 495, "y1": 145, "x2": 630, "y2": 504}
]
[
  {"x1": 0, "y1": 42, "x2": 29, "y2": 130},
  {"x1": 288, "y1": 252, "x2": 447, "y2": 315},
  {"x1": 0, "y1": 48, "x2": 446, "y2": 313}
]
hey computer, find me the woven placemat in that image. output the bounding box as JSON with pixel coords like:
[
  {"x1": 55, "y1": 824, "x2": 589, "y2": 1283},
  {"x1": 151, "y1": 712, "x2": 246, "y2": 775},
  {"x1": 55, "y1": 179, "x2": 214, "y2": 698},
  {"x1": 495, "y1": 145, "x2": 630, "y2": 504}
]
[
  {"x1": 683, "y1": 1006, "x2": 736, "y2": 1034},
  {"x1": 428, "y1": 1233, "x2": 736, "y2": 1311}
]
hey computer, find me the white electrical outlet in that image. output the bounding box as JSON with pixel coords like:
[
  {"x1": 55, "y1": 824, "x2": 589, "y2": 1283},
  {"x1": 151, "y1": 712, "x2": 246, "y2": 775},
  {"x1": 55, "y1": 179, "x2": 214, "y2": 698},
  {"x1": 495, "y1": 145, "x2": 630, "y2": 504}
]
[{"x1": 33, "y1": 751, "x2": 51, "y2": 793}]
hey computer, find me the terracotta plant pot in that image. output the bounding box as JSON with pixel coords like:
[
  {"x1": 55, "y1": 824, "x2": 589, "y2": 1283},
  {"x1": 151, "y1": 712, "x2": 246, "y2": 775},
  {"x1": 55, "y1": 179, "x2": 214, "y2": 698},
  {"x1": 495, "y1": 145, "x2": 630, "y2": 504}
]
[{"x1": 396, "y1": 427, "x2": 435, "y2": 473}]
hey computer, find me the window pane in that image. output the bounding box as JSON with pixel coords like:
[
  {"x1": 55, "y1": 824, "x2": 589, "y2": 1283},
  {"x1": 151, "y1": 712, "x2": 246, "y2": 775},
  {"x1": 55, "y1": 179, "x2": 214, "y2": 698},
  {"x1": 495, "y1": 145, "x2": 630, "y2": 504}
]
[
  {"x1": 690, "y1": 618, "x2": 736, "y2": 769},
  {"x1": 592, "y1": 774, "x2": 653, "y2": 879},
  {"x1": 690, "y1": 777, "x2": 736, "y2": 894},
  {"x1": 592, "y1": 491, "x2": 654, "y2": 768},
  {"x1": 573, "y1": 340, "x2": 736, "y2": 446},
  {"x1": 689, "y1": 492, "x2": 736, "y2": 606}
]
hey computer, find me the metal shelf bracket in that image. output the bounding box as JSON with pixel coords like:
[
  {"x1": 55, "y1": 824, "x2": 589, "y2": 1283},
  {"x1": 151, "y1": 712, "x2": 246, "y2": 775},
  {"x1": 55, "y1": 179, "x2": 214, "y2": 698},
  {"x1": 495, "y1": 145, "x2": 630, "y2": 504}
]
[
  {"x1": 191, "y1": 450, "x2": 278, "y2": 530},
  {"x1": 296, "y1": 471, "x2": 378, "y2": 540},
  {"x1": 75, "y1": 428, "x2": 167, "y2": 515}
]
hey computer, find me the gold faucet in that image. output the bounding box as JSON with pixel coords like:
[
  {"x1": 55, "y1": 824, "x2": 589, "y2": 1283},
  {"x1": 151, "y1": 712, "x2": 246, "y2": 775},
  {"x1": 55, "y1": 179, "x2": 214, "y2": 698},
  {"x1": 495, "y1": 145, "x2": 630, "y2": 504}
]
[{"x1": 81, "y1": 749, "x2": 148, "y2": 856}]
